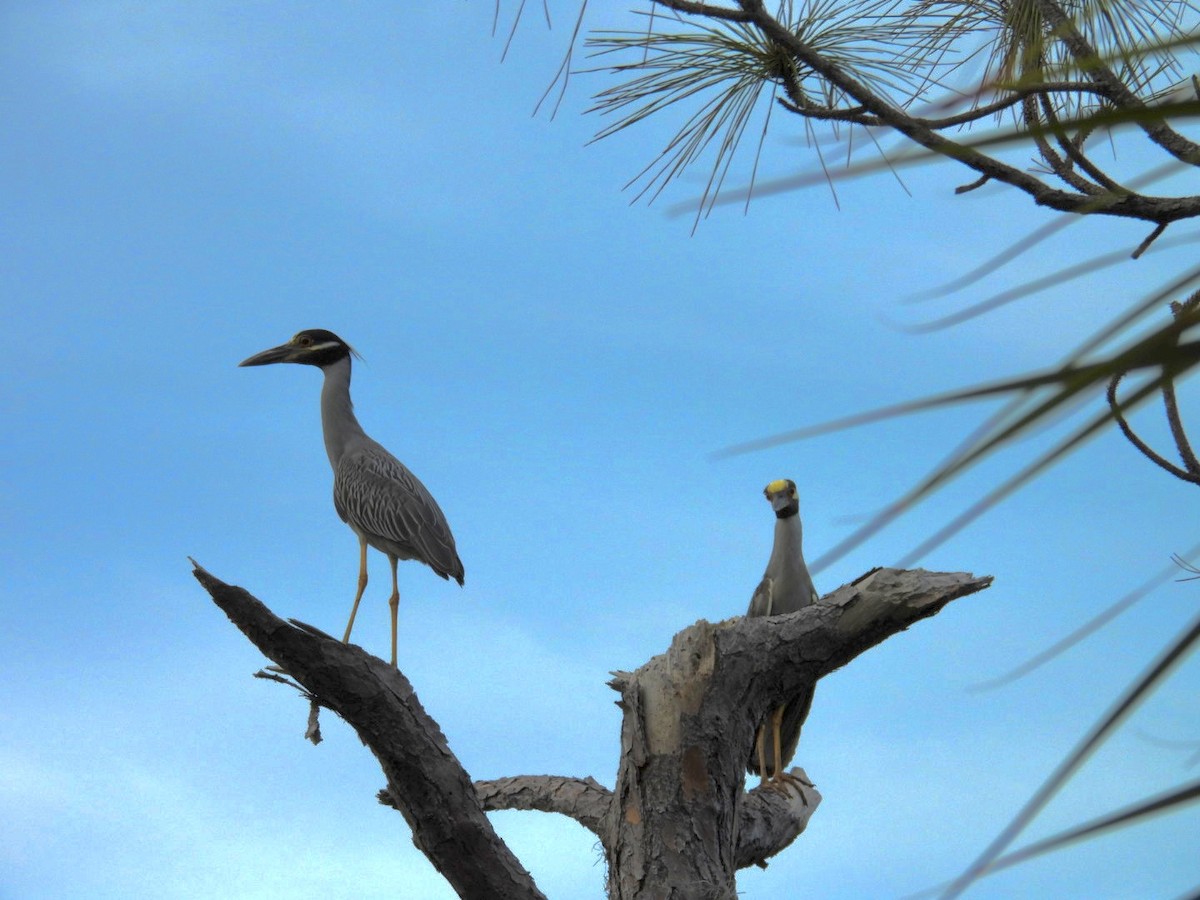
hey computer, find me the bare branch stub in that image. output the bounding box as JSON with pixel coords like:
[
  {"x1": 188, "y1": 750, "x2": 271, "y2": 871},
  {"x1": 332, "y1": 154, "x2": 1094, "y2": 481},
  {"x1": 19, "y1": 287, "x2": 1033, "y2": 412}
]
[{"x1": 737, "y1": 772, "x2": 822, "y2": 869}]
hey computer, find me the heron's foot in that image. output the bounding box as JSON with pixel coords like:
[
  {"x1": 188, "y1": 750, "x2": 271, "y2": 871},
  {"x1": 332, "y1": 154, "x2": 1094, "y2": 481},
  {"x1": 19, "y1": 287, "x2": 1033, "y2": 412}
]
[
  {"x1": 760, "y1": 770, "x2": 814, "y2": 802},
  {"x1": 780, "y1": 770, "x2": 814, "y2": 790}
]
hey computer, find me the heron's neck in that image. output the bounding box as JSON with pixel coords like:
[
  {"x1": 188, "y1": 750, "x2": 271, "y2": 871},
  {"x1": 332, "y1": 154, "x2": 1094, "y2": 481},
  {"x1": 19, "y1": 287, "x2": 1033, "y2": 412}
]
[
  {"x1": 767, "y1": 511, "x2": 818, "y2": 606},
  {"x1": 319, "y1": 356, "x2": 368, "y2": 469},
  {"x1": 768, "y1": 514, "x2": 805, "y2": 573}
]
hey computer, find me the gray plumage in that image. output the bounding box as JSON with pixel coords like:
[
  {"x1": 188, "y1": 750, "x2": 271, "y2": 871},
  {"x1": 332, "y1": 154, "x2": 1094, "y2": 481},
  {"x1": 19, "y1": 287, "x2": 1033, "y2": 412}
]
[
  {"x1": 333, "y1": 442, "x2": 463, "y2": 583},
  {"x1": 240, "y1": 329, "x2": 462, "y2": 665},
  {"x1": 316, "y1": 344, "x2": 463, "y2": 584},
  {"x1": 746, "y1": 478, "x2": 817, "y2": 780}
]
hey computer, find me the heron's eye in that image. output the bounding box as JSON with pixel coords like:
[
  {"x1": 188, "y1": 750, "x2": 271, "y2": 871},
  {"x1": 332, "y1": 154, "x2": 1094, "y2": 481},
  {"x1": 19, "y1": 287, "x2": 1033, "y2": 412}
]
[{"x1": 298, "y1": 335, "x2": 312, "y2": 347}]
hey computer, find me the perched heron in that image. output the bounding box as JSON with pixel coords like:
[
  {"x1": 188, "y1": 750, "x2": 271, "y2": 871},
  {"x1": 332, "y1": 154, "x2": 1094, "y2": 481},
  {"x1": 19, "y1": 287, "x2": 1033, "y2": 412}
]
[
  {"x1": 239, "y1": 329, "x2": 464, "y2": 667},
  {"x1": 746, "y1": 478, "x2": 818, "y2": 787}
]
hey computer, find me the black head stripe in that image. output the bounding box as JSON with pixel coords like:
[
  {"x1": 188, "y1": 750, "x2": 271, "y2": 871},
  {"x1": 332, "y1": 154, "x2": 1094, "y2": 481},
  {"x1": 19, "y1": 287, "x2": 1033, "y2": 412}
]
[
  {"x1": 293, "y1": 328, "x2": 357, "y2": 367},
  {"x1": 297, "y1": 328, "x2": 344, "y2": 345}
]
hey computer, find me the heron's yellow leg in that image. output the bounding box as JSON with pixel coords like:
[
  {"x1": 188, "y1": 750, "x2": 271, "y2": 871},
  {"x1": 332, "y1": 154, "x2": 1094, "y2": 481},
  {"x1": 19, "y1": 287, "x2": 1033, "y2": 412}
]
[
  {"x1": 343, "y1": 536, "x2": 369, "y2": 643},
  {"x1": 755, "y1": 726, "x2": 769, "y2": 787},
  {"x1": 770, "y1": 705, "x2": 786, "y2": 783},
  {"x1": 387, "y1": 555, "x2": 400, "y2": 667}
]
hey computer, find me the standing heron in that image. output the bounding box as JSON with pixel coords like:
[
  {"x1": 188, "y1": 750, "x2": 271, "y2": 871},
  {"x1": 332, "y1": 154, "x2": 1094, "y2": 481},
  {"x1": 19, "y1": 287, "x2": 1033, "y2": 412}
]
[
  {"x1": 746, "y1": 478, "x2": 818, "y2": 787},
  {"x1": 239, "y1": 329, "x2": 464, "y2": 667}
]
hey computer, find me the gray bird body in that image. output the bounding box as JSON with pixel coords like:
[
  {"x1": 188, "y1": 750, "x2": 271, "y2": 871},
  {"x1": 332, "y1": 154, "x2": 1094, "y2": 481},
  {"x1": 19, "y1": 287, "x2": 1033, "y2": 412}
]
[
  {"x1": 321, "y1": 355, "x2": 463, "y2": 582},
  {"x1": 747, "y1": 512, "x2": 817, "y2": 618},
  {"x1": 746, "y1": 479, "x2": 817, "y2": 780}
]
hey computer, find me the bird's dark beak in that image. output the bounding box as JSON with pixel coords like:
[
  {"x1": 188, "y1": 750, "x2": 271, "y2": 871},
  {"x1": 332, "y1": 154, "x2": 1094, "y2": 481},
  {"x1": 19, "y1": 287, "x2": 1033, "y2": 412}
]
[
  {"x1": 768, "y1": 489, "x2": 796, "y2": 518},
  {"x1": 239, "y1": 343, "x2": 299, "y2": 367}
]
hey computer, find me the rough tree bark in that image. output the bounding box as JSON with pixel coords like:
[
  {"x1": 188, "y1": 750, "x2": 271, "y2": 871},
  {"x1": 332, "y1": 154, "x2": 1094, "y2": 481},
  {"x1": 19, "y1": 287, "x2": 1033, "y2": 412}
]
[{"x1": 194, "y1": 562, "x2": 991, "y2": 899}]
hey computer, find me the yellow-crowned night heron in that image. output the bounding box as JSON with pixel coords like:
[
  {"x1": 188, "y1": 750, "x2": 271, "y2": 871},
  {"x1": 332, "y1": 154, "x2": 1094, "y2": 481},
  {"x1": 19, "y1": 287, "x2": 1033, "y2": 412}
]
[
  {"x1": 240, "y1": 329, "x2": 464, "y2": 667},
  {"x1": 746, "y1": 478, "x2": 817, "y2": 787}
]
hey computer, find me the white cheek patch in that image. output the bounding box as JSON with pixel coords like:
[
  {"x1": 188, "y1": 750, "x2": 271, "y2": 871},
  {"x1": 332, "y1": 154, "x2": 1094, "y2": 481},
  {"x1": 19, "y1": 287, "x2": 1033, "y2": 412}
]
[{"x1": 310, "y1": 341, "x2": 341, "y2": 352}]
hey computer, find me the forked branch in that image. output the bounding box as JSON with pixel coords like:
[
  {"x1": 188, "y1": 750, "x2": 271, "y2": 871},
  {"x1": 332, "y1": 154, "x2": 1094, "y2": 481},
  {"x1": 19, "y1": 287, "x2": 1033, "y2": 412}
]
[{"x1": 195, "y1": 561, "x2": 990, "y2": 898}]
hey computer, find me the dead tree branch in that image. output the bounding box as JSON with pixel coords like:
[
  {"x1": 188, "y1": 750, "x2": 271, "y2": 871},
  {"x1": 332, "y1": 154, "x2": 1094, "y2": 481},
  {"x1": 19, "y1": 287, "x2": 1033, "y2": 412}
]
[
  {"x1": 196, "y1": 562, "x2": 990, "y2": 898},
  {"x1": 191, "y1": 561, "x2": 547, "y2": 900},
  {"x1": 474, "y1": 776, "x2": 612, "y2": 838}
]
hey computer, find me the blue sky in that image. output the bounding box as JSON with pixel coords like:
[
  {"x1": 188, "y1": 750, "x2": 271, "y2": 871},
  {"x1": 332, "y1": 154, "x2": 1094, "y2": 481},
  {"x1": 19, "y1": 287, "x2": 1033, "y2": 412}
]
[{"x1": 2, "y1": 3, "x2": 1197, "y2": 898}]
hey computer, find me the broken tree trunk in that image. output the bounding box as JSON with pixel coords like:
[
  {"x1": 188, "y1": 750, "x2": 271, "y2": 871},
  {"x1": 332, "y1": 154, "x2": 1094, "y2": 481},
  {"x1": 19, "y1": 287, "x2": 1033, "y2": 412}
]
[
  {"x1": 194, "y1": 562, "x2": 990, "y2": 899},
  {"x1": 601, "y1": 567, "x2": 990, "y2": 898}
]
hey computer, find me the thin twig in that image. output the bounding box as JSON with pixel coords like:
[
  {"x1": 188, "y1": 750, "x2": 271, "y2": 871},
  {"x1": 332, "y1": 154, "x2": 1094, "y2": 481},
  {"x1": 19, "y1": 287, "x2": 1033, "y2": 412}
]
[
  {"x1": 1164, "y1": 292, "x2": 1200, "y2": 472},
  {"x1": 955, "y1": 173, "x2": 990, "y2": 194},
  {"x1": 1133, "y1": 222, "x2": 1168, "y2": 259},
  {"x1": 1107, "y1": 370, "x2": 1194, "y2": 481}
]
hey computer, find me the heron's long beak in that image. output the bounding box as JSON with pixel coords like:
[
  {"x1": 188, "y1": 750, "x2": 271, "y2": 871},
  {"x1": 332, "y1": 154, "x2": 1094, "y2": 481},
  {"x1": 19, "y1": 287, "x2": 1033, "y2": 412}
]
[
  {"x1": 768, "y1": 491, "x2": 794, "y2": 514},
  {"x1": 239, "y1": 343, "x2": 300, "y2": 367}
]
